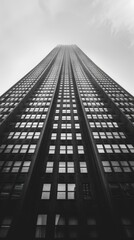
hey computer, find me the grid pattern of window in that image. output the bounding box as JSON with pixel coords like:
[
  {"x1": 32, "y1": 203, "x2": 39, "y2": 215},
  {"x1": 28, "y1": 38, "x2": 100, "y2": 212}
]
[
  {"x1": 0, "y1": 49, "x2": 64, "y2": 203},
  {"x1": 0, "y1": 48, "x2": 59, "y2": 124},
  {"x1": 74, "y1": 46, "x2": 134, "y2": 125},
  {"x1": 70, "y1": 50, "x2": 134, "y2": 181},
  {"x1": 35, "y1": 51, "x2": 96, "y2": 239},
  {"x1": 1, "y1": 46, "x2": 134, "y2": 239}
]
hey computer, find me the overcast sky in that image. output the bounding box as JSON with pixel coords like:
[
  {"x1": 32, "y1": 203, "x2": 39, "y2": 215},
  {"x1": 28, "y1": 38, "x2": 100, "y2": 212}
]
[{"x1": 0, "y1": 0, "x2": 134, "y2": 96}]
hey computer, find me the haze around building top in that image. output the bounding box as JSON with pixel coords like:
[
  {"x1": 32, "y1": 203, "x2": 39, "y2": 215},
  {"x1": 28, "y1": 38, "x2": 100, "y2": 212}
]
[{"x1": 0, "y1": 0, "x2": 134, "y2": 96}]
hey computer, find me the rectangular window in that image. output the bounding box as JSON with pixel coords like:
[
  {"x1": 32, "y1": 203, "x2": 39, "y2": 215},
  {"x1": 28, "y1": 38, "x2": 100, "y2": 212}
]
[
  {"x1": 49, "y1": 146, "x2": 55, "y2": 154},
  {"x1": 60, "y1": 133, "x2": 72, "y2": 140},
  {"x1": 28, "y1": 144, "x2": 36, "y2": 153},
  {"x1": 41, "y1": 184, "x2": 51, "y2": 199},
  {"x1": 75, "y1": 124, "x2": 80, "y2": 129},
  {"x1": 46, "y1": 162, "x2": 54, "y2": 173},
  {"x1": 51, "y1": 133, "x2": 57, "y2": 140},
  {"x1": 35, "y1": 214, "x2": 47, "y2": 238},
  {"x1": 96, "y1": 145, "x2": 105, "y2": 153},
  {"x1": 60, "y1": 146, "x2": 73, "y2": 154},
  {"x1": 57, "y1": 184, "x2": 76, "y2": 200},
  {"x1": 80, "y1": 162, "x2": 88, "y2": 173},
  {"x1": 77, "y1": 146, "x2": 84, "y2": 154},
  {"x1": 53, "y1": 123, "x2": 58, "y2": 129},
  {"x1": 0, "y1": 217, "x2": 12, "y2": 238},
  {"x1": 76, "y1": 133, "x2": 82, "y2": 140},
  {"x1": 59, "y1": 162, "x2": 74, "y2": 173}
]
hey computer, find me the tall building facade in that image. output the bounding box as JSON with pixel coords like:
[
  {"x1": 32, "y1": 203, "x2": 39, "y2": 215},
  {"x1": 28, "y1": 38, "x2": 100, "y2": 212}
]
[{"x1": 0, "y1": 45, "x2": 134, "y2": 240}]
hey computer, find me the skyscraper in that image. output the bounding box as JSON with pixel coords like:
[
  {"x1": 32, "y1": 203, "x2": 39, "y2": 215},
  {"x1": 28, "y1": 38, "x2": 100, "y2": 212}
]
[{"x1": 0, "y1": 45, "x2": 134, "y2": 240}]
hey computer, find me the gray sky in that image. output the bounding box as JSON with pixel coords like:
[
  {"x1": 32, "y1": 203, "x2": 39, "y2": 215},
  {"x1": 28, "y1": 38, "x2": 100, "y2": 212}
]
[{"x1": 0, "y1": 0, "x2": 134, "y2": 96}]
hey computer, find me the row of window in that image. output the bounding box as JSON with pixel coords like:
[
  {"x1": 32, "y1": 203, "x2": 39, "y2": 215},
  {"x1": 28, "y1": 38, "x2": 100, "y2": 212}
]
[
  {"x1": 49, "y1": 145, "x2": 84, "y2": 154},
  {"x1": 20, "y1": 114, "x2": 46, "y2": 119},
  {"x1": 94, "y1": 77, "x2": 134, "y2": 122},
  {"x1": 97, "y1": 144, "x2": 134, "y2": 153},
  {"x1": 102, "y1": 160, "x2": 134, "y2": 173},
  {"x1": 87, "y1": 114, "x2": 113, "y2": 120},
  {"x1": 35, "y1": 214, "x2": 98, "y2": 238},
  {"x1": 15, "y1": 122, "x2": 44, "y2": 128},
  {"x1": 36, "y1": 214, "x2": 96, "y2": 226},
  {"x1": 89, "y1": 122, "x2": 118, "y2": 128},
  {"x1": 51, "y1": 133, "x2": 82, "y2": 140},
  {"x1": 0, "y1": 183, "x2": 24, "y2": 199},
  {"x1": 55, "y1": 109, "x2": 77, "y2": 114},
  {"x1": 85, "y1": 107, "x2": 108, "y2": 113},
  {"x1": 53, "y1": 123, "x2": 80, "y2": 129},
  {"x1": 25, "y1": 107, "x2": 49, "y2": 112},
  {"x1": 93, "y1": 131, "x2": 126, "y2": 139},
  {"x1": 0, "y1": 144, "x2": 36, "y2": 154},
  {"x1": 41, "y1": 183, "x2": 76, "y2": 200},
  {"x1": 54, "y1": 115, "x2": 78, "y2": 120},
  {"x1": 45, "y1": 161, "x2": 87, "y2": 173},
  {"x1": 8, "y1": 131, "x2": 40, "y2": 140},
  {"x1": 40, "y1": 182, "x2": 91, "y2": 201},
  {"x1": 0, "y1": 160, "x2": 31, "y2": 173}
]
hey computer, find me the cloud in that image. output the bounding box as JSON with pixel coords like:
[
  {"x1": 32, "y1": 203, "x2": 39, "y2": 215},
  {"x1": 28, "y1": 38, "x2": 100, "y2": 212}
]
[
  {"x1": 91, "y1": 0, "x2": 134, "y2": 46},
  {"x1": 38, "y1": 0, "x2": 134, "y2": 47},
  {"x1": 101, "y1": 0, "x2": 134, "y2": 32},
  {"x1": 39, "y1": 0, "x2": 69, "y2": 16}
]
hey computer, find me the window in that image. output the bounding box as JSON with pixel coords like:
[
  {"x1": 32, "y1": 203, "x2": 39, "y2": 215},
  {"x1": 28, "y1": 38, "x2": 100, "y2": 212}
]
[
  {"x1": 121, "y1": 217, "x2": 134, "y2": 238},
  {"x1": 60, "y1": 146, "x2": 66, "y2": 154},
  {"x1": 127, "y1": 144, "x2": 134, "y2": 153},
  {"x1": 67, "y1": 146, "x2": 73, "y2": 154},
  {"x1": 49, "y1": 146, "x2": 55, "y2": 154},
  {"x1": 61, "y1": 123, "x2": 71, "y2": 129},
  {"x1": 96, "y1": 145, "x2": 105, "y2": 153},
  {"x1": 46, "y1": 162, "x2": 54, "y2": 173},
  {"x1": 53, "y1": 123, "x2": 58, "y2": 129},
  {"x1": 54, "y1": 215, "x2": 78, "y2": 238},
  {"x1": 60, "y1": 146, "x2": 73, "y2": 154},
  {"x1": 74, "y1": 116, "x2": 78, "y2": 120},
  {"x1": 35, "y1": 214, "x2": 47, "y2": 238},
  {"x1": 67, "y1": 162, "x2": 75, "y2": 173},
  {"x1": 12, "y1": 183, "x2": 24, "y2": 199},
  {"x1": 57, "y1": 184, "x2": 76, "y2": 199},
  {"x1": 82, "y1": 184, "x2": 92, "y2": 200},
  {"x1": 60, "y1": 133, "x2": 72, "y2": 140},
  {"x1": 0, "y1": 217, "x2": 12, "y2": 238},
  {"x1": 41, "y1": 184, "x2": 51, "y2": 199},
  {"x1": 59, "y1": 162, "x2": 74, "y2": 173},
  {"x1": 12, "y1": 144, "x2": 21, "y2": 153},
  {"x1": 51, "y1": 133, "x2": 57, "y2": 140},
  {"x1": 102, "y1": 161, "x2": 112, "y2": 172},
  {"x1": 93, "y1": 132, "x2": 99, "y2": 139},
  {"x1": 80, "y1": 162, "x2": 88, "y2": 173},
  {"x1": 75, "y1": 123, "x2": 80, "y2": 129},
  {"x1": 55, "y1": 214, "x2": 65, "y2": 226},
  {"x1": 28, "y1": 144, "x2": 36, "y2": 153},
  {"x1": 26, "y1": 132, "x2": 33, "y2": 139},
  {"x1": 11, "y1": 161, "x2": 20, "y2": 173},
  {"x1": 0, "y1": 144, "x2": 6, "y2": 153},
  {"x1": 76, "y1": 133, "x2": 82, "y2": 140},
  {"x1": 21, "y1": 161, "x2": 31, "y2": 173},
  {"x1": 77, "y1": 145, "x2": 84, "y2": 154}
]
